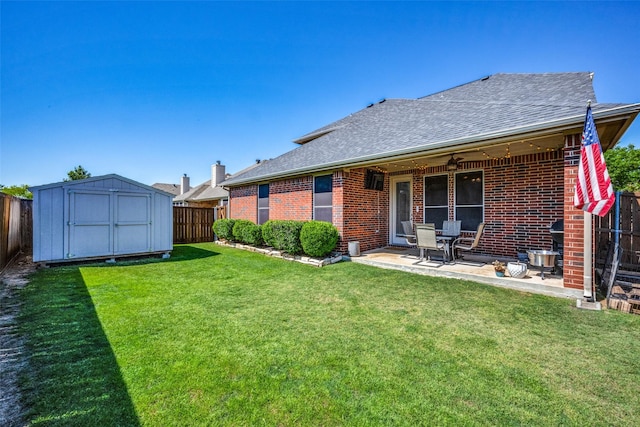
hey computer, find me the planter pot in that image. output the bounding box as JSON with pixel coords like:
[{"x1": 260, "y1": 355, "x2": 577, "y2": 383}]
[
  {"x1": 495, "y1": 271, "x2": 505, "y2": 277},
  {"x1": 507, "y1": 262, "x2": 528, "y2": 279}
]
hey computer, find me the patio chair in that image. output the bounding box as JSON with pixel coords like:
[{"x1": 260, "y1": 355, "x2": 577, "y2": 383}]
[
  {"x1": 451, "y1": 222, "x2": 486, "y2": 261},
  {"x1": 415, "y1": 223, "x2": 447, "y2": 263},
  {"x1": 401, "y1": 220, "x2": 416, "y2": 246},
  {"x1": 441, "y1": 220, "x2": 461, "y2": 237}
]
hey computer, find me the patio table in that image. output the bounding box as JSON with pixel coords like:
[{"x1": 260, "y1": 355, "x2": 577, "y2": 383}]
[{"x1": 436, "y1": 234, "x2": 459, "y2": 263}]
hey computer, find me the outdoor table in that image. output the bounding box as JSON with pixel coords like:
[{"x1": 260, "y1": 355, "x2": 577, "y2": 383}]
[{"x1": 436, "y1": 234, "x2": 459, "y2": 262}]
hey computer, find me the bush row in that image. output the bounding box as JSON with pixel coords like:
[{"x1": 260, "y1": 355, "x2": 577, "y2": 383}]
[{"x1": 213, "y1": 219, "x2": 339, "y2": 257}]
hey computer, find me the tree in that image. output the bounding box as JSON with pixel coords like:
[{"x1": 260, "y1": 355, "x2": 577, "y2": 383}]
[
  {"x1": 64, "y1": 165, "x2": 91, "y2": 181},
  {"x1": 0, "y1": 184, "x2": 33, "y2": 199},
  {"x1": 605, "y1": 144, "x2": 640, "y2": 192}
]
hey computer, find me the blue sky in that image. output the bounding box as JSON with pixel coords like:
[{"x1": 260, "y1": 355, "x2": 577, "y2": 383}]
[{"x1": 2, "y1": 1, "x2": 639, "y2": 188}]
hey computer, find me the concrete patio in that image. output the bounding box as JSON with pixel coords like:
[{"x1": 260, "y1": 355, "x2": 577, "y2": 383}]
[{"x1": 348, "y1": 247, "x2": 583, "y2": 299}]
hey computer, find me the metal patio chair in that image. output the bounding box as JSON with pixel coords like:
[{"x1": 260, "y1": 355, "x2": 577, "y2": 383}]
[
  {"x1": 415, "y1": 223, "x2": 447, "y2": 263},
  {"x1": 451, "y1": 222, "x2": 486, "y2": 261},
  {"x1": 401, "y1": 220, "x2": 416, "y2": 247}
]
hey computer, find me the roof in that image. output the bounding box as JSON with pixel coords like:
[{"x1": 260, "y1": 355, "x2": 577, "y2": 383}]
[
  {"x1": 30, "y1": 173, "x2": 175, "y2": 197},
  {"x1": 224, "y1": 72, "x2": 640, "y2": 186},
  {"x1": 174, "y1": 161, "x2": 264, "y2": 203},
  {"x1": 174, "y1": 180, "x2": 228, "y2": 202},
  {"x1": 152, "y1": 183, "x2": 181, "y2": 196}
]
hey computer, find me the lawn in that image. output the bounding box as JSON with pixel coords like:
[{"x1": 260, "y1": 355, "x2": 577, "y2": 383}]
[{"x1": 17, "y1": 243, "x2": 640, "y2": 426}]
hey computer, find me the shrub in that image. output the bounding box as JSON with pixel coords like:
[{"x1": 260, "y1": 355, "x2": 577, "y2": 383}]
[
  {"x1": 300, "y1": 221, "x2": 340, "y2": 257},
  {"x1": 261, "y1": 220, "x2": 277, "y2": 248},
  {"x1": 213, "y1": 218, "x2": 236, "y2": 241},
  {"x1": 232, "y1": 220, "x2": 254, "y2": 243},
  {"x1": 271, "y1": 220, "x2": 304, "y2": 254},
  {"x1": 242, "y1": 223, "x2": 264, "y2": 246}
]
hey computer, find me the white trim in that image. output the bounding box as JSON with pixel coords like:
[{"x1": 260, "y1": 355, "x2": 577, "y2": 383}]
[{"x1": 389, "y1": 174, "x2": 413, "y2": 246}]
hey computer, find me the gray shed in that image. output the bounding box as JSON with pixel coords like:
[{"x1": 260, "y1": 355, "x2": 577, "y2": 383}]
[{"x1": 31, "y1": 174, "x2": 173, "y2": 263}]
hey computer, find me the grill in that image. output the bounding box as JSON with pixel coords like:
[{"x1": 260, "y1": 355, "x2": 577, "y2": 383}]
[{"x1": 550, "y1": 220, "x2": 564, "y2": 271}]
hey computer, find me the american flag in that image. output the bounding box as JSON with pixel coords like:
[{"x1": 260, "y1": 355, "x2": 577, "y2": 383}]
[{"x1": 574, "y1": 106, "x2": 615, "y2": 217}]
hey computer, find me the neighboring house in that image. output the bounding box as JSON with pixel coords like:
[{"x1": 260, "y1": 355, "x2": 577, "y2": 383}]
[
  {"x1": 170, "y1": 161, "x2": 265, "y2": 208},
  {"x1": 151, "y1": 182, "x2": 182, "y2": 198},
  {"x1": 172, "y1": 162, "x2": 229, "y2": 208},
  {"x1": 222, "y1": 72, "x2": 640, "y2": 291}
]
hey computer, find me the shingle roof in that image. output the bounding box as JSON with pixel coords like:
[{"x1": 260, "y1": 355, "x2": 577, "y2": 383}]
[
  {"x1": 224, "y1": 73, "x2": 637, "y2": 186},
  {"x1": 152, "y1": 183, "x2": 181, "y2": 196},
  {"x1": 173, "y1": 179, "x2": 228, "y2": 202}
]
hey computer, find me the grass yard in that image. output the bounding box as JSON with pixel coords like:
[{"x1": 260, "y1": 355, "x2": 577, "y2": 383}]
[{"x1": 17, "y1": 243, "x2": 640, "y2": 426}]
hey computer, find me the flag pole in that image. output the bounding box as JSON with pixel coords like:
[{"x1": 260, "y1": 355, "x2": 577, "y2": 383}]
[{"x1": 583, "y1": 212, "x2": 594, "y2": 301}]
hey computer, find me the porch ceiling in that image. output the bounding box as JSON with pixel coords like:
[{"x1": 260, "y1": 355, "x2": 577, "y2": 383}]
[
  {"x1": 370, "y1": 118, "x2": 629, "y2": 173},
  {"x1": 371, "y1": 133, "x2": 566, "y2": 173}
]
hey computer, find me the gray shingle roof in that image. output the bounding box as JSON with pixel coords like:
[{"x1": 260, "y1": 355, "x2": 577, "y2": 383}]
[{"x1": 224, "y1": 73, "x2": 636, "y2": 186}]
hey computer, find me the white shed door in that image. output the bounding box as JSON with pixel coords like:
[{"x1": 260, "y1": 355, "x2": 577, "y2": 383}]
[
  {"x1": 114, "y1": 193, "x2": 151, "y2": 254},
  {"x1": 68, "y1": 191, "x2": 113, "y2": 258},
  {"x1": 68, "y1": 191, "x2": 152, "y2": 259}
]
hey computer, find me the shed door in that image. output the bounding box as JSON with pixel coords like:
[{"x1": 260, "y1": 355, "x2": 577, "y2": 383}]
[
  {"x1": 68, "y1": 191, "x2": 113, "y2": 258},
  {"x1": 114, "y1": 193, "x2": 151, "y2": 254}
]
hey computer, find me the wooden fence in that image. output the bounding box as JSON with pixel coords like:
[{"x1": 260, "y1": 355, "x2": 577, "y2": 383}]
[
  {"x1": 596, "y1": 191, "x2": 640, "y2": 273},
  {"x1": 1, "y1": 193, "x2": 32, "y2": 273},
  {"x1": 173, "y1": 206, "x2": 226, "y2": 244}
]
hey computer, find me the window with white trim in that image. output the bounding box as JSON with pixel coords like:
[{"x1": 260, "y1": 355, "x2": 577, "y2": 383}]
[
  {"x1": 423, "y1": 174, "x2": 449, "y2": 227},
  {"x1": 455, "y1": 170, "x2": 483, "y2": 231},
  {"x1": 314, "y1": 174, "x2": 333, "y2": 222},
  {"x1": 257, "y1": 184, "x2": 269, "y2": 225}
]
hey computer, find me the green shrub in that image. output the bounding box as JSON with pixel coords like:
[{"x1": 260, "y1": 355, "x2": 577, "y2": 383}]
[
  {"x1": 300, "y1": 221, "x2": 340, "y2": 257},
  {"x1": 232, "y1": 220, "x2": 254, "y2": 243},
  {"x1": 213, "y1": 218, "x2": 236, "y2": 241},
  {"x1": 271, "y1": 220, "x2": 304, "y2": 254},
  {"x1": 242, "y1": 223, "x2": 264, "y2": 246},
  {"x1": 261, "y1": 220, "x2": 277, "y2": 247}
]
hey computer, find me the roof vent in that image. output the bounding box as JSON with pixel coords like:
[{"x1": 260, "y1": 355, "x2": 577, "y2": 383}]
[{"x1": 481, "y1": 75, "x2": 491, "y2": 81}]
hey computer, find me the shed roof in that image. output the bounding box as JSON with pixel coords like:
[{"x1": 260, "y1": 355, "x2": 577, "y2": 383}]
[
  {"x1": 30, "y1": 173, "x2": 175, "y2": 197},
  {"x1": 224, "y1": 72, "x2": 640, "y2": 186}
]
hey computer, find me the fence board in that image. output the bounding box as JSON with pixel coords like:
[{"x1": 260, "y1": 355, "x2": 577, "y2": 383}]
[
  {"x1": 173, "y1": 207, "x2": 215, "y2": 244},
  {"x1": 596, "y1": 191, "x2": 640, "y2": 272},
  {"x1": 1, "y1": 194, "x2": 32, "y2": 272}
]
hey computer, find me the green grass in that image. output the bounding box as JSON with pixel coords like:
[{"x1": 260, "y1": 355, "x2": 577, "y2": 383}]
[{"x1": 17, "y1": 243, "x2": 640, "y2": 426}]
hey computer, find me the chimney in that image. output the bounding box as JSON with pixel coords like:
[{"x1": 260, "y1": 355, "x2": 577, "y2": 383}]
[
  {"x1": 180, "y1": 174, "x2": 190, "y2": 195},
  {"x1": 211, "y1": 161, "x2": 226, "y2": 187}
]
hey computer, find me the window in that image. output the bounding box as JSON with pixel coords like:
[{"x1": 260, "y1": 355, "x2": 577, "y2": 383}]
[
  {"x1": 257, "y1": 184, "x2": 269, "y2": 225},
  {"x1": 423, "y1": 174, "x2": 448, "y2": 227},
  {"x1": 455, "y1": 171, "x2": 483, "y2": 231},
  {"x1": 314, "y1": 174, "x2": 333, "y2": 222}
]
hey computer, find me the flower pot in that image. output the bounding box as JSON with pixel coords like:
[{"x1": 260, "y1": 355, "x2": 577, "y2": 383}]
[
  {"x1": 495, "y1": 271, "x2": 505, "y2": 277},
  {"x1": 507, "y1": 262, "x2": 528, "y2": 279}
]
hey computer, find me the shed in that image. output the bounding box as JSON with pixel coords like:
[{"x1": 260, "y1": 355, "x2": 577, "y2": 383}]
[{"x1": 31, "y1": 174, "x2": 173, "y2": 263}]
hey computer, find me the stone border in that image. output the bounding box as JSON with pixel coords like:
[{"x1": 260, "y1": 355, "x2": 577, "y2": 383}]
[{"x1": 215, "y1": 240, "x2": 344, "y2": 267}]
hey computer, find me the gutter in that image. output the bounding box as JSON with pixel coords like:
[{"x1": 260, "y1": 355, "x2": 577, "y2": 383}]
[{"x1": 224, "y1": 103, "x2": 640, "y2": 187}]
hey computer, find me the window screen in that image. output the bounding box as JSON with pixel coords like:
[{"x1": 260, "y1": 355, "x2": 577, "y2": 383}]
[
  {"x1": 455, "y1": 171, "x2": 483, "y2": 231},
  {"x1": 314, "y1": 175, "x2": 333, "y2": 222},
  {"x1": 424, "y1": 174, "x2": 448, "y2": 228},
  {"x1": 258, "y1": 184, "x2": 269, "y2": 225}
]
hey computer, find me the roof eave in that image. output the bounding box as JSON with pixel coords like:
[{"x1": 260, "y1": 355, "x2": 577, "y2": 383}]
[{"x1": 225, "y1": 103, "x2": 640, "y2": 187}]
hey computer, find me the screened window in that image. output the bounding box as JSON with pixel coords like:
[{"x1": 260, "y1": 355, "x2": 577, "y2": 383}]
[
  {"x1": 258, "y1": 184, "x2": 269, "y2": 225},
  {"x1": 424, "y1": 174, "x2": 449, "y2": 228},
  {"x1": 314, "y1": 174, "x2": 333, "y2": 223},
  {"x1": 455, "y1": 171, "x2": 483, "y2": 231}
]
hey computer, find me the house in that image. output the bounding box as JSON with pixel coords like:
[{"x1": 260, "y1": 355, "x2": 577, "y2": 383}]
[
  {"x1": 222, "y1": 73, "x2": 640, "y2": 291},
  {"x1": 31, "y1": 174, "x2": 173, "y2": 263},
  {"x1": 173, "y1": 162, "x2": 229, "y2": 208}
]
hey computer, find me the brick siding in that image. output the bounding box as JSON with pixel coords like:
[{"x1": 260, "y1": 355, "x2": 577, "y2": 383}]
[{"x1": 228, "y1": 144, "x2": 584, "y2": 290}]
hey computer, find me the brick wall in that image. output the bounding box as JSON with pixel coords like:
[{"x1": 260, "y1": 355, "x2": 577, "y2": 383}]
[
  {"x1": 340, "y1": 169, "x2": 388, "y2": 252},
  {"x1": 229, "y1": 185, "x2": 258, "y2": 223},
  {"x1": 563, "y1": 133, "x2": 584, "y2": 290},
  {"x1": 269, "y1": 177, "x2": 313, "y2": 220}
]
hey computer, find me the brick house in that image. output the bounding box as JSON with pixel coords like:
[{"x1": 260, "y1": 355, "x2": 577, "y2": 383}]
[{"x1": 223, "y1": 73, "x2": 639, "y2": 291}]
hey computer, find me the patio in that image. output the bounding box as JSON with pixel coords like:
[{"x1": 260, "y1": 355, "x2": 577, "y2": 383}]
[{"x1": 349, "y1": 247, "x2": 582, "y2": 299}]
